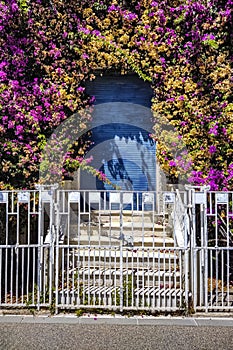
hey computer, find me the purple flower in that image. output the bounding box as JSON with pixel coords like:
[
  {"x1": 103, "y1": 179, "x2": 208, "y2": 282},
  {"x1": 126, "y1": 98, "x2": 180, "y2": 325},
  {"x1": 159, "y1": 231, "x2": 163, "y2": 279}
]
[
  {"x1": 11, "y1": 80, "x2": 19, "y2": 89},
  {"x1": 169, "y1": 160, "x2": 177, "y2": 166},
  {"x1": 82, "y1": 53, "x2": 89, "y2": 59},
  {"x1": 77, "y1": 86, "x2": 85, "y2": 92},
  {"x1": 16, "y1": 125, "x2": 23, "y2": 135},
  {"x1": 108, "y1": 5, "x2": 120, "y2": 12},
  {"x1": 11, "y1": 2, "x2": 19, "y2": 13},
  {"x1": 0, "y1": 71, "x2": 6, "y2": 80},
  {"x1": 160, "y1": 57, "x2": 166, "y2": 65},
  {"x1": 92, "y1": 30, "x2": 101, "y2": 36},
  {"x1": 123, "y1": 13, "x2": 137, "y2": 20},
  {"x1": 156, "y1": 27, "x2": 164, "y2": 33},
  {"x1": 79, "y1": 27, "x2": 90, "y2": 35},
  {"x1": 188, "y1": 171, "x2": 205, "y2": 185},
  {"x1": 0, "y1": 61, "x2": 7, "y2": 69},
  {"x1": 89, "y1": 96, "x2": 96, "y2": 103},
  {"x1": 209, "y1": 124, "x2": 218, "y2": 136},
  {"x1": 8, "y1": 121, "x2": 14, "y2": 129},
  {"x1": 202, "y1": 34, "x2": 215, "y2": 41},
  {"x1": 209, "y1": 145, "x2": 216, "y2": 154}
]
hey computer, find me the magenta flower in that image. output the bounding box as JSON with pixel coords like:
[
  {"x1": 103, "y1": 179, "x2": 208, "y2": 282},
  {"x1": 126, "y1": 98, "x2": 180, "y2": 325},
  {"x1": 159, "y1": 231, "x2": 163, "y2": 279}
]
[
  {"x1": 15, "y1": 125, "x2": 23, "y2": 135},
  {"x1": 108, "y1": 5, "x2": 120, "y2": 12},
  {"x1": 77, "y1": 86, "x2": 85, "y2": 92},
  {"x1": 169, "y1": 160, "x2": 177, "y2": 166},
  {"x1": 123, "y1": 13, "x2": 137, "y2": 20},
  {"x1": 0, "y1": 71, "x2": 6, "y2": 80},
  {"x1": 209, "y1": 145, "x2": 216, "y2": 154},
  {"x1": 92, "y1": 30, "x2": 101, "y2": 36},
  {"x1": 209, "y1": 124, "x2": 218, "y2": 136},
  {"x1": 11, "y1": 2, "x2": 19, "y2": 13},
  {"x1": 82, "y1": 53, "x2": 89, "y2": 59},
  {"x1": 8, "y1": 121, "x2": 14, "y2": 129}
]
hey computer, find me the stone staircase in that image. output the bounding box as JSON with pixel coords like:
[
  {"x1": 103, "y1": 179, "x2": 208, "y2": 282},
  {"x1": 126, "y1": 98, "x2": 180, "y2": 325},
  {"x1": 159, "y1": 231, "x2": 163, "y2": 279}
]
[
  {"x1": 68, "y1": 210, "x2": 173, "y2": 244},
  {"x1": 57, "y1": 210, "x2": 187, "y2": 309}
]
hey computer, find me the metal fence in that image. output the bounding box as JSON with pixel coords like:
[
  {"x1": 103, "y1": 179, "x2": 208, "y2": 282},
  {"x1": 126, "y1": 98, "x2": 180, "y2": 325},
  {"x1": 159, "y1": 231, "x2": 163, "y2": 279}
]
[
  {"x1": 54, "y1": 189, "x2": 189, "y2": 312},
  {"x1": 187, "y1": 187, "x2": 233, "y2": 311},
  {"x1": 0, "y1": 190, "x2": 50, "y2": 308},
  {"x1": 0, "y1": 186, "x2": 232, "y2": 313}
]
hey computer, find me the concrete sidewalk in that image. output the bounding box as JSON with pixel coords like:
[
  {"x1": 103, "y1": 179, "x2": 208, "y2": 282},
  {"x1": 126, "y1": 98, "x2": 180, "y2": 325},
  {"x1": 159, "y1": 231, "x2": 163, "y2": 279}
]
[{"x1": 0, "y1": 313, "x2": 233, "y2": 326}]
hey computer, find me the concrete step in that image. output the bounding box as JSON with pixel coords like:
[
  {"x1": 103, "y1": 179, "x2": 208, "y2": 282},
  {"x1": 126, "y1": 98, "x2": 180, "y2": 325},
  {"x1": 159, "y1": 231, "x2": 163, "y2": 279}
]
[
  {"x1": 68, "y1": 234, "x2": 175, "y2": 248},
  {"x1": 68, "y1": 267, "x2": 181, "y2": 288},
  {"x1": 69, "y1": 223, "x2": 171, "y2": 237},
  {"x1": 57, "y1": 286, "x2": 187, "y2": 309},
  {"x1": 67, "y1": 249, "x2": 179, "y2": 269},
  {"x1": 91, "y1": 210, "x2": 167, "y2": 224},
  {"x1": 101, "y1": 221, "x2": 165, "y2": 230}
]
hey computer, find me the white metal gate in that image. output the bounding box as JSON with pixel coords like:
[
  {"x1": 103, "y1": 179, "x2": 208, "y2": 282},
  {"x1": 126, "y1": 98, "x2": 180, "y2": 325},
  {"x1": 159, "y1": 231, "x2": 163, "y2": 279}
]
[
  {"x1": 186, "y1": 186, "x2": 233, "y2": 311},
  {"x1": 1, "y1": 186, "x2": 232, "y2": 313},
  {"x1": 0, "y1": 188, "x2": 55, "y2": 308},
  {"x1": 54, "y1": 189, "x2": 190, "y2": 312}
]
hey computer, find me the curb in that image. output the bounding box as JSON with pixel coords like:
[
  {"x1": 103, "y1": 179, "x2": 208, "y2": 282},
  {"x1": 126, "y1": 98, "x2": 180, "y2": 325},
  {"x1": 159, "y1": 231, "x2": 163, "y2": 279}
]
[{"x1": 0, "y1": 314, "x2": 233, "y2": 326}]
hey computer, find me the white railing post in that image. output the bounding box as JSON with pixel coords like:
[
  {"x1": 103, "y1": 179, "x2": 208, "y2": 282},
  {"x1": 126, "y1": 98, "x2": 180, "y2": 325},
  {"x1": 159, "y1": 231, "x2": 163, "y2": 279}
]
[
  {"x1": 37, "y1": 186, "x2": 43, "y2": 310},
  {"x1": 185, "y1": 185, "x2": 210, "y2": 311},
  {"x1": 185, "y1": 185, "x2": 197, "y2": 311},
  {"x1": 55, "y1": 189, "x2": 60, "y2": 314},
  {"x1": 119, "y1": 191, "x2": 124, "y2": 312}
]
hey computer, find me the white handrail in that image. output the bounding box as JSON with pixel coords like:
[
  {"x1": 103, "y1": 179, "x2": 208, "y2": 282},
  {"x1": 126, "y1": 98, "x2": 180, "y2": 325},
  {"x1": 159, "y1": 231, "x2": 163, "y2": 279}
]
[{"x1": 173, "y1": 189, "x2": 188, "y2": 247}]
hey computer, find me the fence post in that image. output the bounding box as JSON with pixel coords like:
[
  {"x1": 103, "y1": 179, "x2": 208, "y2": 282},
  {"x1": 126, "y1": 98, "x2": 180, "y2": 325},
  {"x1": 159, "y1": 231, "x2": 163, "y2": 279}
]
[
  {"x1": 185, "y1": 185, "x2": 210, "y2": 312},
  {"x1": 203, "y1": 190, "x2": 209, "y2": 312},
  {"x1": 49, "y1": 184, "x2": 59, "y2": 305},
  {"x1": 119, "y1": 191, "x2": 124, "y2": 312},
  {"x1": 35, "y1": 184, "x2": 58, "y2": 308},
  {"x1": 185, "y1": 185, "x2": 197, "y2": 311},
  {"x1": 55, "y1": 189, "x2": 60, "y2": 314},
  {"x1": 36, "y1": 185, "x2": 43, "y2": 310},
  {"x1": 183, "y1": 190, "x2": 190, "y2": 311}
]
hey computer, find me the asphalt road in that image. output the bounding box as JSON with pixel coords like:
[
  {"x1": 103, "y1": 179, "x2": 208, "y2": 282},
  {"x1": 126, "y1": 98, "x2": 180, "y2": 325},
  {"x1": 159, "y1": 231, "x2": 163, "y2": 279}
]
[{"x1": 0, "y1": 316, "x2": 232, "y2": 350}]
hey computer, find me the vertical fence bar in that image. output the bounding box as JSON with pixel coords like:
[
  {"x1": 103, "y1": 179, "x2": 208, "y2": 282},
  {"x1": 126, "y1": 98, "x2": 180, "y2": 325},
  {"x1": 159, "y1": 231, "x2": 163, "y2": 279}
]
[
  {"x1": 55, "y1": 189, "x2": 60, "y2": 314},
  {"x1": 203, "y1": 193, "x2": 209, "y2": 312},
  {"x1": 0, "y1": 248, "x2": 2, "y2": 304},
  {"x1": 191, "y1": 188, "x2": 197, "y2": 311},
  {"x1": 119, "y1": 191, "x2": 124, "y2": 312},
  {"x1": 37, "y1": 186, "x2": 42, "y2": 310}
]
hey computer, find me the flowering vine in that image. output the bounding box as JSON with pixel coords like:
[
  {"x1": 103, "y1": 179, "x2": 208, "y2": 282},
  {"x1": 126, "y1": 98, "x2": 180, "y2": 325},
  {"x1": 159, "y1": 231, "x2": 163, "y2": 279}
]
[{"x1": 0, "y1": 0, "x2": 232, "y2": 190}]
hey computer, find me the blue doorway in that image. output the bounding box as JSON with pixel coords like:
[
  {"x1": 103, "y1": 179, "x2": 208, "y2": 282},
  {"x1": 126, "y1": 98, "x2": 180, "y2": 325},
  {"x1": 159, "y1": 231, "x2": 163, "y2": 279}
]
[{"x1": 80, "y1": 74, "x2": 155, "y2": 197}]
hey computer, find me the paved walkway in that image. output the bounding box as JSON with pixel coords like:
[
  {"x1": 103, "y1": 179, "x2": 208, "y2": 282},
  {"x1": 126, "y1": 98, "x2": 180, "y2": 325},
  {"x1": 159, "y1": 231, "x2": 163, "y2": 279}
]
[
  {"x1": 0, "y1": 313, "x2": 233, "y2": 326},
  {"x1": 0, "y1": 315, "x2": 233, "y2": 350}
]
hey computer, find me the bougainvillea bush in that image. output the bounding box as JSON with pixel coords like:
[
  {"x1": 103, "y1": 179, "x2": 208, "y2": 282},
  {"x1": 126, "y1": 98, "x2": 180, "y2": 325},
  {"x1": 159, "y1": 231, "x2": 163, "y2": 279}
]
[{"x1": 0, "y1": 0, "x2": 232, "y2": 189}]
